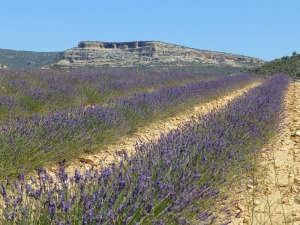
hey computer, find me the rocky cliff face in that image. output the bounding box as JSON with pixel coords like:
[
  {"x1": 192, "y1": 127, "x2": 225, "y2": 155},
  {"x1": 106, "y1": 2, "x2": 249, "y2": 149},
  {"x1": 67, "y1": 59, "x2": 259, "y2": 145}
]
[{"x1": 55, "y1": 41, "x2": 264, "y2": 68}]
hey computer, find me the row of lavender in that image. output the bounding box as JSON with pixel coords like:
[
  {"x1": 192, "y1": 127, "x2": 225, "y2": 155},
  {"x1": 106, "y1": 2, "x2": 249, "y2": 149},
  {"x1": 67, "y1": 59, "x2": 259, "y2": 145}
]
[
  {"x1": 0, "y1": 74, "x2": 290, "y2": 224},
  {"x1": 0, "y1": 74, "x2": 259, "y2": 177},
  {"x1": 0, "y1": 68, "x2": 220, "y2": 118}
]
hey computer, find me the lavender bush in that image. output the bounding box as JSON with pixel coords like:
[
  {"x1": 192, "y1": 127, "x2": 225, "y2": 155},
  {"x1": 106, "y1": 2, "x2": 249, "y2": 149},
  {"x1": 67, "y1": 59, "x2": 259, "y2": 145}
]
[
  {"x1": 0, "y1": 74, "x2": 260, "y2": 177},
  {"x1": 0, "y1": 68, "x2": 220, "y2": 119},
  {"x1": 0, "y1": 74, "x2": 290, "y2": 224}
]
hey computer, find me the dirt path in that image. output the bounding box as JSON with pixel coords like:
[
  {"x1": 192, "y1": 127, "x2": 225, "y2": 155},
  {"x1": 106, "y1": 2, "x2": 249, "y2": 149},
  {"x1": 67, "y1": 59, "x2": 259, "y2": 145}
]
[
  {"x1": 46, "y1": 82, "x2": 261, "y2": 175},
  {"x1": 230, "y1": 81, "x2": 300, "y2": 225}
]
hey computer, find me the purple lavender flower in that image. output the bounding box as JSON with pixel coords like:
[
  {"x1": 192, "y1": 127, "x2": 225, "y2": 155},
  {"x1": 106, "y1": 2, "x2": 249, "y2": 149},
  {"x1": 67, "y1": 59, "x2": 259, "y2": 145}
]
[
  {"x1": 198, "y1": 212, "x2": 211, "y2": 221},
  {"x1": 48, "y1": 198, "x2": 57, "y2": 220},
  {"x1": 0, "y1": 74, "x2": 290, "y2": 224}
]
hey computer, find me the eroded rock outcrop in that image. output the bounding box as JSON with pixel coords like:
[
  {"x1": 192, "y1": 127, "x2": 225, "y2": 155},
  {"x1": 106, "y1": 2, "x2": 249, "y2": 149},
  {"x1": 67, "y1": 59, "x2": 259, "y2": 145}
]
[{"x1": 55, "y1": 41, "x2": 264, "y2": 68}]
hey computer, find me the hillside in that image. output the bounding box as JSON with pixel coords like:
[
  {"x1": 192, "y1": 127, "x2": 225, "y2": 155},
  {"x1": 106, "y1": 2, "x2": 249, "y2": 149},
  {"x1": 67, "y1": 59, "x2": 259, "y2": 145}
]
[
  {"x1": 54, "y1": 41, "x2": 264, "y2": 72},
  {"x1": 249, "y1": 54, "x2": 300, "y2": 80},
  {"x1": 0, "y1": 41, "x2": 265, "y2": 73},
  {"x1": 0, "y1": 48, "x2": 62, "y2": 68}
]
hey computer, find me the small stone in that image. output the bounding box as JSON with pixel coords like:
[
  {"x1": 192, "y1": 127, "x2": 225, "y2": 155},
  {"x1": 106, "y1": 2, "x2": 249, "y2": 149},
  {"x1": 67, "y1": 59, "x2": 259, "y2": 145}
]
[
  {"x1": 247, "y1": 184, "x2": 254, "y2": 189},
  {"x1": 293, "y1": 215, "x2": 300, "y2": 222},
  {"x1": 236, "y1": 203, "x2": 245, "y2": 212},
  {"x1": 278, "y1": 182, "x2": 288, "y2": 187},
  {"x1": 261, "y1": 153, "x2": 267, "y2": 158},
  {"x1": 49, "y1": 167, "x2": 56, "y2": 172},
  {"x1": 243, "y1": 216, "x2": 250, "y2": 223},
  {"x1": 288, "y1": 173, "x2": 294, "y2": 178},
  {"x1": 294, "y1": 177, "x2": 300, "y2": 185},
  {"x1": 254, "y1": 199, "x2": 260, "y2": 206},
  {"x1": 235, "y1": 209, "x2": 242, "y2": 218},
  {"x1": 292, "y1": 130, "x2": 300, "y2": 137},
  {"x1": 292, "y1": 187, "x2": 299, "y2": 193},
  {"x1": 78, "y1": 157, "x2": 97, "y2": 166},
  {"x1": 294, "y1": 196, "x2": 300, "y2": 204},
  {"x1": 265, "y1": 187, "x2": 272, "y2": 192}
]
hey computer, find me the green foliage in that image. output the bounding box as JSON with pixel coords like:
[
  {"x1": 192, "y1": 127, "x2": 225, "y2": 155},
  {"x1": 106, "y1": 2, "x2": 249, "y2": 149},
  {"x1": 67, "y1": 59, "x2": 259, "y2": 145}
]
[
  {"x1": 150, "y1": 64, "x2": 250, "y2": 75},
  {"x1": 19, "y1": 95, "x2": 46, "y2": 114},
  {"x1": 82, "y1": 88, "x2": 102, "y2": 105},
  {"x1": 249, "y1": 54, "x2": 300, "y2": 80},
  {"x1": 0, "y1": 48, "x2": 62, "y2": 68}
]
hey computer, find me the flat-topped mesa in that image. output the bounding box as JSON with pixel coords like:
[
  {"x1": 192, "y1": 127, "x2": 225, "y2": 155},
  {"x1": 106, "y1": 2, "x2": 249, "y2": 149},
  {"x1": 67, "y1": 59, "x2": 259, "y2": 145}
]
[
  {"x1": 77, "y1": 41, "x2": 154, "y2": 50},
  {"x1": 55, "y1": 41, "x2": 265, "y2": 68}
]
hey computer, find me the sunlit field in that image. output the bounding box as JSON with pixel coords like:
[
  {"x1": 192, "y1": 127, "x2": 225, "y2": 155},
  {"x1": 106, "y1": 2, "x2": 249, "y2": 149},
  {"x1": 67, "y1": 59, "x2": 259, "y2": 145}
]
[{"x1": 0, "y1": 68, "x2": 290, "y2": 224}]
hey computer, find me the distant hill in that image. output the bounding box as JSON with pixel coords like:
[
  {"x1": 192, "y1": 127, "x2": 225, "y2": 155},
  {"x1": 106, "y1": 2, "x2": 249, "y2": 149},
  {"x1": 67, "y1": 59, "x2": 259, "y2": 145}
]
[
  {"x1": 0, "y1": 41, "x2": 265, "y2": 74},
  {"x1": 0, "y1": 48, "x2": 62, "y2": 68},
  {"x1": 249, "y1": 54, "x2": 300, "y2": 80},
  {"x1": 54, "y1": 41, "x2": 264, "y2": 73}
]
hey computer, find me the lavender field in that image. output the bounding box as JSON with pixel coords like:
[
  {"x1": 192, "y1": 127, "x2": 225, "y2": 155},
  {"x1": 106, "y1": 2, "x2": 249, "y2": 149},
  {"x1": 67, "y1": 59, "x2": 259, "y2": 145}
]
[
  {"x1": 0, "y1": 69, "x2": 261, "y2": 178},
  {"x1": 0, "y1": 68, "x2": 290, "y2": 224},
  {"x1": 0, "y1": 68, "x2": 222, "y2": 120}
]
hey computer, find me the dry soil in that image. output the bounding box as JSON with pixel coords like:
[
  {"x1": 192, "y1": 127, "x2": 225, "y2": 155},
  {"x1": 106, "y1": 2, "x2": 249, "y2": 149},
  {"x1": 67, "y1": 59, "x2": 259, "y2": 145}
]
[{"x1": 230, "y1": 81, "x2": 300, "y2": 225}]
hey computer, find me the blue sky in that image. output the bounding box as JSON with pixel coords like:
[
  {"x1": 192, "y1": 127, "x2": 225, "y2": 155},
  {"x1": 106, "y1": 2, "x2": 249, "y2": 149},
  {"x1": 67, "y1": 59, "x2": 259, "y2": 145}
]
[{"x1": 0, "y1": 0, "x2": 299, "y2": 61}]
